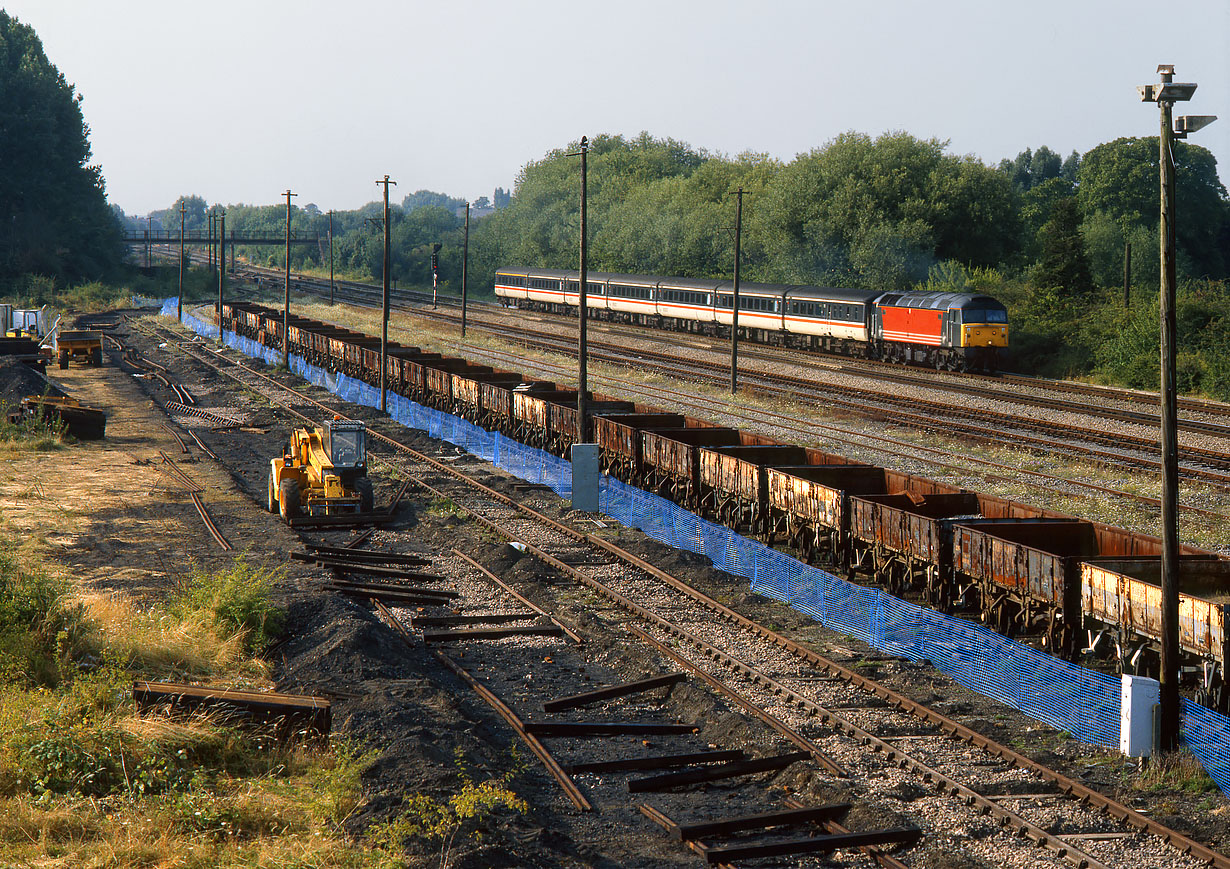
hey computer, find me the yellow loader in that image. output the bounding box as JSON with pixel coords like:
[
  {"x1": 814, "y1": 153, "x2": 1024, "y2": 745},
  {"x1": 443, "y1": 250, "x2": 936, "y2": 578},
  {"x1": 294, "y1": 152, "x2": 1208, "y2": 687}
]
[{"x1": 268, "y1": 418, "x2": 373, "y2": 521}]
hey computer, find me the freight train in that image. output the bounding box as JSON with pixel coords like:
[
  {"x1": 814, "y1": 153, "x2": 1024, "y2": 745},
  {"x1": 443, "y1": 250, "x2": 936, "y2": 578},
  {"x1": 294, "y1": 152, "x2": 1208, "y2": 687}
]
[
  {"x1": 494, "y1": 268, "x2": 1009, "y2": 372},
  {"x1": 219, "y1": 299, "x2": 1228, "y2": 711}
]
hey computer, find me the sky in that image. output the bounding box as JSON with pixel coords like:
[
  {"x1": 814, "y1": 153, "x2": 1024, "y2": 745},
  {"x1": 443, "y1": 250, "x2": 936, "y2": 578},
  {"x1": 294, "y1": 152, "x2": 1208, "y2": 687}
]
[{"x1": 7, "y1": 0, "x2": 1229, "y2": 216}]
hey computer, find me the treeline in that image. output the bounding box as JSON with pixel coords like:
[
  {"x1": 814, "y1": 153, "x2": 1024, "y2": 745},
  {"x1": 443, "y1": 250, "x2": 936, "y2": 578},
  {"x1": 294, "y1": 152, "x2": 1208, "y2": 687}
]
[
  {"x1": 152, "y1": 130, "x2": 1230, "y2": 394},
  {"x1": 0, "y1": 12, "x2": 124, "y2": 290}
]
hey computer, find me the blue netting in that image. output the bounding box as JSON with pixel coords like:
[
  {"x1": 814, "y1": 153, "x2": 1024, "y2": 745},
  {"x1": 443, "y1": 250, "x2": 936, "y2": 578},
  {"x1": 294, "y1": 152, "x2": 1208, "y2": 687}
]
[{"x1": 170, "y1": 304, "x2": 1230, "y2": 796}]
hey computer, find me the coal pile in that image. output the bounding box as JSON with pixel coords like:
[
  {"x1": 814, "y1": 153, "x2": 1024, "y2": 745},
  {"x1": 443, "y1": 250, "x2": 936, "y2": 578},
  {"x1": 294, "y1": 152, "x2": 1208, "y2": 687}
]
[{"x1": 0, "y1": 358, "x2": 65, "y2": 415}]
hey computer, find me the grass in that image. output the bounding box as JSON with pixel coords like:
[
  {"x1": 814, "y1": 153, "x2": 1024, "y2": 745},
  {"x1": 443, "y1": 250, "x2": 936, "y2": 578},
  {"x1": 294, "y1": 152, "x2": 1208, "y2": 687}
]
[
  {"x1": 1138, "y1": 750, "x2": 1221, "y2": 795},
  {"x1": 0, "y1": 406, "x2": 68, "y2": 455},
  {"x1": 0, "y1": 539, "x2": 388, "y2": 868}
]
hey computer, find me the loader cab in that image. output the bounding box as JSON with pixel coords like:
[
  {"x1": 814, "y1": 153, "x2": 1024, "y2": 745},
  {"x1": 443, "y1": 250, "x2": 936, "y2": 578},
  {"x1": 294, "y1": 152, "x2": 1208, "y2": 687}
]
[{"x1": 321, "y1": 419, "x2": 366, "y2": 470}]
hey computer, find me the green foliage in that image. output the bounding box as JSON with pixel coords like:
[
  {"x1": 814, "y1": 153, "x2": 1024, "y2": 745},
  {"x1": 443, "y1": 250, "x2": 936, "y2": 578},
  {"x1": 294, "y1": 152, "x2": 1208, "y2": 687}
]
[
  {"x1": 1078, "y1": 137, "x2": 1228, "y2": 278},
  {"x1": 0, "y1": 11, "x2": 122, "y2": 282},
  {"x1": 311, "y1": 738, "x2": 381, "y2": 827},
  {"x1": 0, "y1": 545, "x2": 88, "y2": 685},
  {"x1": 370, "y1": 750, "x2": 527, "y2": 867},
  {"x1": 171, "y1": 556, "x2": 284, "y2": 653},
  {"x1": 1032, "y1": 198, "x2": 1092, "y2": 296}
]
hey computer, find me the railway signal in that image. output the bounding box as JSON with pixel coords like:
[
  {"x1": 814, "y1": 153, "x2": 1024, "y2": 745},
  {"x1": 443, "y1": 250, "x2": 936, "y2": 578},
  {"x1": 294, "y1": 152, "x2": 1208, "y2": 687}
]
[
  {"x1": 1138, "y1": 63, "x2": 1216, "y2": 753},
  {"x1": 431, "y1": 242, "x2": 442, "y2": 309}
]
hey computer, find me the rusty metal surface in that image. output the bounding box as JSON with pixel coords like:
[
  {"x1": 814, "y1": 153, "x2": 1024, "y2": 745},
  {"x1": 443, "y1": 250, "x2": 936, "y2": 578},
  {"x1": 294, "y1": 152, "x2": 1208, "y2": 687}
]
[
  {"x1": 642, "y1": 427, "x2": 740, "y2": 481},
  {"x1": 850, "y1": 492, "x2": 978, "y2": 561},
  {"x1": 1083, "y1": 558, "x2": 1230, "y2": 663},
  {"x1": 699, "y1": 445, "x2": 808, "y2": 503},
  {"x1": 768, "y1": 464, "x2": 883, "y2": 528}
]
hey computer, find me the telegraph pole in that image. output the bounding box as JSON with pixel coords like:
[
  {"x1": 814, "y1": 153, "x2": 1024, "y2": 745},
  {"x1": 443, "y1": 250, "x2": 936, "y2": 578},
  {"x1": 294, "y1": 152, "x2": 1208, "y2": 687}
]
[
  {"x1": 328, "y1": 209, "x2": 335, "y2": 305},
  {"x1": 1124, "y1": 241, "x2": 1132, "y2": 308},
  {"x1": 216, "y1": 210, "x2": 226, "y2": 344},
  {"x1": 282, "y1": 190, "x2": 297, "y2": 369},
  {"x1": 1158, "y1": 76, "x2": 1181, "y2": 753},
  {"x1": 572, "y1": 136, "x2": 589, "y2": 441},
  {"x1": 730, "y1": 188, "x2": 745, "y2": 394},
  {"x1": 177, "y1": 203, "x2": 186, "y2": 324},
  {"x1": 1139, "y1": 63, "x2": 1217, "y2": 752},
  {"x1": 146, "y1": 216, "x2": 152, "y2": 268},
  {"x1": 208, "y1": 213, "x2": 215, "y2": 273},
  {"x1": 376, "y1": 175, "x2": 397, "y2": 412},
  {"x1": 461, "y1": 202, "x2": 470, "y2": 338}
]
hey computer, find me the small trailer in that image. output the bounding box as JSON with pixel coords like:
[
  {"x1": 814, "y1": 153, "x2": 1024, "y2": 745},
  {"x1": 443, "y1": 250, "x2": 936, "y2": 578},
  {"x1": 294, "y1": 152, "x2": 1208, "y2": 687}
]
[{"x1": 54, "y1": 330, "x2": 104, "y2": 368}]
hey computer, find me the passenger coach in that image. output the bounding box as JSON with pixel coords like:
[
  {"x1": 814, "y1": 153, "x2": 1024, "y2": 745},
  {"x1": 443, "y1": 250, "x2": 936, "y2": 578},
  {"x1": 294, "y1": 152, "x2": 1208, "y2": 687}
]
[{"x1": 495, "y1": 267, "x2": 1009, "y2": 371}]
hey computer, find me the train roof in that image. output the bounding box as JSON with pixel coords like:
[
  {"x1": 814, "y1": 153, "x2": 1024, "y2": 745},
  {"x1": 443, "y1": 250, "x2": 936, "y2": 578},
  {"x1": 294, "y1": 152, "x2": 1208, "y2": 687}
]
[
  {"x1": 877, "y1": 291, "x2": 1007, "y2": 311},
  {"x1": 786, "y1": 286, "x2": 882, "y2": 304}
]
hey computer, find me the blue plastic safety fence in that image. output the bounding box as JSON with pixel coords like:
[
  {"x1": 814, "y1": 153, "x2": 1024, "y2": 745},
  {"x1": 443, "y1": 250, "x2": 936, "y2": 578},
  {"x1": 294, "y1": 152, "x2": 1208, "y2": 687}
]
[{"x1": 170, "y1": 304, "x2": 1230, "y2": 796}]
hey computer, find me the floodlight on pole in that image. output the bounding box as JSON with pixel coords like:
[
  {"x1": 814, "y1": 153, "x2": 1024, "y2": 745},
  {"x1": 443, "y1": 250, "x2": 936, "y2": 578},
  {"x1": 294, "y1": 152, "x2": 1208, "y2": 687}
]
[{"x1": 1137, "y1": 62, "x2": 1216, "y2": 754}]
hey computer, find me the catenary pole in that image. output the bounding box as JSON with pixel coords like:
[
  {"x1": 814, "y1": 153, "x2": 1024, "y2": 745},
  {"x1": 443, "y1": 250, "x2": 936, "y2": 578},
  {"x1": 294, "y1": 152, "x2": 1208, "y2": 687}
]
[
  {"x1": 177, "y1": 203, "x2": 186, "y2": 324},
  {"x1": 328, "y1": 209, "x2": 335, "y2": 305},
  {"x1": 577, "y1": 137, "x2": 589, "y2": 441},
  {"x1": 216, "y1": 210, "x2": 225, "y2": 344}
]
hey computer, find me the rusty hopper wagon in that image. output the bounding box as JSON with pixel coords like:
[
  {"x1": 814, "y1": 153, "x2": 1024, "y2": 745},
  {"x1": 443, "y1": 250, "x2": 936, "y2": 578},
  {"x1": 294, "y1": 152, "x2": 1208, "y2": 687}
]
[
  {"x1": 641, "y1": 426, "x2": 742, "y2": 507},
  {"x1": 698, "y1": 444, "x2": 810, "y2": 534},
  {"x1": 847, "y1": 485, "x2": 1047, "y2": 606},
  {"x1": 765, "y1": 464, "x2": 889, "y2": 567},
  {"x1": 214, "y1": 299, "x2": 1230, "y2": 711},
  {"x1": 594, "y1": 413, "x2": 686, "y2": 480},
  {"x1": 1083, "y1": 557, "x2": 1230, "y2": 707}
]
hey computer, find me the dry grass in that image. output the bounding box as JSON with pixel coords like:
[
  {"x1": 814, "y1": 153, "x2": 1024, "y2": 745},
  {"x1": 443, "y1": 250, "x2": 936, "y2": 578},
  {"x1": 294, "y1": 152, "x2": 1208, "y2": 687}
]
[
  {"x1": 80, "y1": 592, "x2": 270, "y2": 683},
  {"x1": 0, "y1": 537, "x2": 381, "y2": 868},
  {"x1": 1138, "y1": 749, "x2": 1220, "y2": 795}
]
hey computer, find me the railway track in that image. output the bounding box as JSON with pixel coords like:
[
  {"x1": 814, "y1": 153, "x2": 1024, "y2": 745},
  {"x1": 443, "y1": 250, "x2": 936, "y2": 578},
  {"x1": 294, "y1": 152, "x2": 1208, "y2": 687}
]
[
  {"x1": 226, "y1": 267, "x2": 1230, "y2": 506},
  {"x1": 230, "y1": 259, "x2": 1230, "y2": 434},
  {"x1": 481, "y1": 324, "x2": 1230, "y2": 485},
  {"x1": 123, "y1": 312, "x2": 1230, "y2": 869}
]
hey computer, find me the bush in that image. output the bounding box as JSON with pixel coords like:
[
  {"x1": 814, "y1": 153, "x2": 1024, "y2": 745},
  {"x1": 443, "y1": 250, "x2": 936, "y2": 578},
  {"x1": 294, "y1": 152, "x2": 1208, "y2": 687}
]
[
  {"x1": 0, "y1": 547, "x2": 88, "y2": 686},
  {"x1": 171, "y1": 556, "x2": 284, "y2": 653}
]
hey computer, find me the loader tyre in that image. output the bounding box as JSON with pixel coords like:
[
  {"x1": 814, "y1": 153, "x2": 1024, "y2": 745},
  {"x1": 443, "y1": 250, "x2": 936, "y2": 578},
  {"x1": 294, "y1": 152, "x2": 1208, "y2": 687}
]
[
  {"x1": 58, "y1": 351, "x2": 69, "y2": 370},
  {"x1": 279, "y1": 479, "x2": 300, "y2": 522},
  {"x1": 356, "y1": 477, "x2": 374, "y2": 513},
  {"x1": 267, "y1": 469, "x2": 278, "y2": 513},
  {"x1": 90, "y1": 347, "x2": 102, "y2": 366}
]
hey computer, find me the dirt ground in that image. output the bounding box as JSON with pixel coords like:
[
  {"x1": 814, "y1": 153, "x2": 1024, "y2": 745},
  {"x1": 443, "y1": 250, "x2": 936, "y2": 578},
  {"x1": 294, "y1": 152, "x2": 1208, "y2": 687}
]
[{"x1": 4, "y1": 310, "x2": 1227, "y2": 868}]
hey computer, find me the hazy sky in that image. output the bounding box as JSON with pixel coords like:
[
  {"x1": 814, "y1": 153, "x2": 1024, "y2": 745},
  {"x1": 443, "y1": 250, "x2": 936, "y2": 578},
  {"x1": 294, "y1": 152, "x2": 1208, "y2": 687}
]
[{"x1": 7, "y1": 0, "x2": 1229, "y2": 216}]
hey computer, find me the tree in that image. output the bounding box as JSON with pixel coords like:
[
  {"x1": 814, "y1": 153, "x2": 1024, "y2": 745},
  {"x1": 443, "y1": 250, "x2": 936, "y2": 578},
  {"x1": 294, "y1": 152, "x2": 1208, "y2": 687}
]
[
  {"x1": 1000, "y1": 146, "x2": 1062, "y2": 192},
  {"x1": 402, "y1": 189, "x2": 464, "y2": 214},
  {"x1": 1033, "y1": 198, "x2": 1092, "y2": 295},
  {"x1": 1077, "y1": 137, "x2": 1227, "y2": 277},
  {"x1": 0, "y1": 11, "x2": 121, "y2": 281},
  {"x1": 756, "y1": 131, "x2": 1017, "y2": 287}
]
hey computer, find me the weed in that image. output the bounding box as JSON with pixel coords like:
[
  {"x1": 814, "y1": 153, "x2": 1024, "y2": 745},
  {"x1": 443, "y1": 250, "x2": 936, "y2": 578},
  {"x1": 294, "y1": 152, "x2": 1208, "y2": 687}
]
[
  {"x1": 1138, "y1": 750, "x2": 1219, "y2": 795},
  {"x1": 370, "y1": 750, "x2": 527, "y2": 868},
  {"x1": 311, "y1": 738, "x2": 381, "y2": 827},
  {"x1": 0, "y1": 402, "x2": 67, "y2": 452},
  {"x1": 427, "y1": 497, "x2": 467, "y2": 519},
  {"x1": 171, "y1": 555, "x2": 285, "y2": 653},
  {"x1": 0, "y1": 546, "x2": 90, "y2": 686}
]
